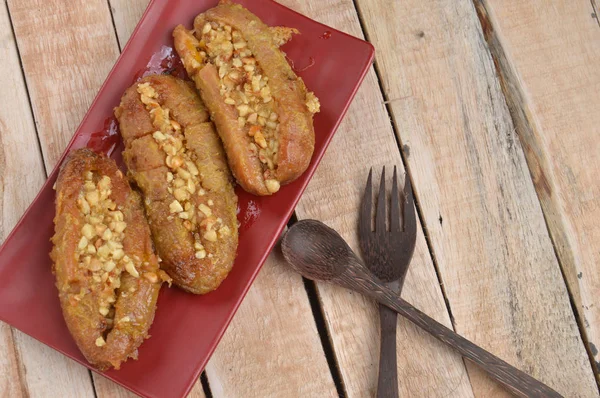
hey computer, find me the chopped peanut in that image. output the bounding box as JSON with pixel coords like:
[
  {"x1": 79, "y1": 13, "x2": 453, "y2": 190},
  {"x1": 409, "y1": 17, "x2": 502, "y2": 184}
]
[
  {"x1": 195, "y1": 22, "x2": 287, "y2": 179},
  {"x1": 78, "y1": 236, "x2": 89, "y2": 250},
  {"x1": 265, "y1": 179, "x2": 281, "y2": 193},
  {"x1": 204, "y1": 230, "x2": 218, "y2": 242},
  {"x1": 144, "y1": 272, "x2": 159, "y2": 283},
  {"x1": 254, "y1": 131, "x2": 267, "y2": 149},
  {"x1": 195, "y1": 250, "x2": 207, "y2": 259},
  {"x1": 125, "y1": 258, "x2": 140, "y2": 278},
  {"x1": 139, "y1": 82, "x2": 227, "y2": 257},
  {"x1": 306, "y1": 92, "x2": 321, "y2": 113},
  {"x1": 75, "y1": 171, "x2": 143, "y2": 328},
  {"x1": 198, "y1": 203, "x2": 212, "y2": 217},
  {"x1": 169, "y1": 200, "x2": 184, "y2": 213},
  {"x1": 218, "y1": 226, "x2": 231, "y2": 237}
]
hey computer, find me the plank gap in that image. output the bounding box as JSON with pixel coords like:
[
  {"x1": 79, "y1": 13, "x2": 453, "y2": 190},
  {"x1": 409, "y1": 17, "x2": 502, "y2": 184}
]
[
  {"x1": 88, "y1": 370, "x2": 99, "y2": 398},
  {"x1": 200, "y1": 372, "x2": 212, "y2": 398},
  {"x1": 4, "y1": 0, "x2": 48, "y2": 177},
  {"x1": 301, "y1": 278, "x2": 346, "y2": 398},
  {"x1": 473, "y1": 0, "x2": 600, "y2": 389},
  {"x1": 349, "y1": 0, "x2": 459, "y2": 331},
  {"x1": 287, "y1": 211, "x2": 298, "y2": 227},
  {"x1": 106, "y1": 0, "x2": 123, "y2": 52},
  {"x1": 591, "y1": 0, "x2": 600, "y2": 28},
  {"x1": 287, "y1": 211, "x2": 345, "y2": 397}
]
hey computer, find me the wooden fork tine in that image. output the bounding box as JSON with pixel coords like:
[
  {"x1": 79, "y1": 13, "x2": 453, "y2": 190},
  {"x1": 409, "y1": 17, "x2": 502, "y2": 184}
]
[
  {"x1": 376, "y1": 166, "x2": 387, "y2": 234},
  {"x1": 360, "y1": 168, "x2": 374, "y2": 234},
  {"x1": 403, "y1": 171, "x2": 417, "y2": 235},
  {"x1": 390, "y1": 166, "x2": 401, "y2": 232}
]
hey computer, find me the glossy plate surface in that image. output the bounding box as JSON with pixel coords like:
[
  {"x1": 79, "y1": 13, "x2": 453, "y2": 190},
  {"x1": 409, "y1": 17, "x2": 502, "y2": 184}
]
[{"x1": 0, "y1": 0, "x2": 374, "y2": 396}]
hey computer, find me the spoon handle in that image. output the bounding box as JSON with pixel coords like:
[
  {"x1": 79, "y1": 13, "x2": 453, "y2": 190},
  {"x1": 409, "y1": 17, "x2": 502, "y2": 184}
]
[
  {"x1": 338, "y1": 263, "x2": 563, "y2": 398},
  {"x1": 382, "y1": 295, "x2": 561, "y2": 397}
]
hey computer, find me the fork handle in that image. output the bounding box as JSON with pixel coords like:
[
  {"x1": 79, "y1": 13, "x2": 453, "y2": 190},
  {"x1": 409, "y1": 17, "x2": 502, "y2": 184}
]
[
  {"x1": 337, "y1": 262, "x2": 563, "y2": 398},
  {"x1": 376, "y1": 303, "x2": 399, "y2": 398},
  {"x1": 374, "y1": 289, "x2": 562, "y2": 397}
]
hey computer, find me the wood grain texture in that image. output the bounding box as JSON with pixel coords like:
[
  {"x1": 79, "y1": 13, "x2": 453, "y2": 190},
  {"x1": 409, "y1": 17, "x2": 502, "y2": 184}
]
[
  {"x1": 0, "y1": 2, "x2": 96, "y2": 397},
  {"x1": 0, "y1": 326, "x2": 23, "y2": 397},
  {"x1": 278, "y1": 0, "x2": 474, "y2": 396},
  {"x1": 7, "y1": 0, "x2": 120, "y2": 170},
  {"x1": 354, "y1": 0, "x2": 598, "y2": 395},
  {"x1": 297, "y1": 75, "x2": 472, "y2": 398},
  {"x1": 93, "y1": 372, "x2": 206, "y2": 398},
  {"x1": 5, "y1": 0, "x2": 125, "y2": 395},
  {"x1": 475, "y1": 0, "x2": 600, "y2": 380},
  {"x1": 0, "y1": 0, "x2": 45, "y2": 253},
  {"x1": 108, "y1": 0, "x2": 148, "y2": 49},
  {"x1": 205, "y1": 248, "x2": 338, "y2": 397},
  {"x1": 12, "y1": 332, "x2": 96, "y2": 397}
]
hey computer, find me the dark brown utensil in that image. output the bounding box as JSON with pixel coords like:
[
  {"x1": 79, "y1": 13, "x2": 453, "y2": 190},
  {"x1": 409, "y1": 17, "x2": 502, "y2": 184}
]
[
  {"x1": 281, "y1": 220, "x2": 563, "y2": 398},
  {"x1": 359, "y1": 167, "x2": 417, "y2": 398}
]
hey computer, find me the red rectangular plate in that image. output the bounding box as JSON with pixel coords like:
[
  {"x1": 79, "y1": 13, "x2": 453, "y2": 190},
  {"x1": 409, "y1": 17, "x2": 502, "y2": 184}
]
[{"x1": 0, "y1": 0, "x2": 373, "y2": 396}]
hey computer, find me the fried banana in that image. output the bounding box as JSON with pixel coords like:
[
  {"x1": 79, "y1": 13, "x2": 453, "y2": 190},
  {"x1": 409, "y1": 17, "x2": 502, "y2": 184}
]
[
  {"x1": 173, "y1": 0, "x2": 320, "y2": 195},
  {"x1": 114, "y1": 74, "x2": 238, "y2": 294},
  {"x1": 51, "y1": 148, "x2": 165, "y2": 370}
]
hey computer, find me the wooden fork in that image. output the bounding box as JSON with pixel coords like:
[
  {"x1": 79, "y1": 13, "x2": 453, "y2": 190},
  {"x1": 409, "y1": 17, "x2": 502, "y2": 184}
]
[{"x1": 359, "y1": 166, "x2": 417, "y2": 398}]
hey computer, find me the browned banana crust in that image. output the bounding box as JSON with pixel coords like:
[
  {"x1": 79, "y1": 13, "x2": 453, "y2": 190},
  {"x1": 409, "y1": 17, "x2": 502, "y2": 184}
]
[
  {"x1": 51, "y1": 148, "x2": 165, "y2": 370},
  {"x1": 114, "y1": 74, "x2": 238, "y2": 294},
  {"x1": 173, "y1": 0, "x2": 320, "y2": 196}
]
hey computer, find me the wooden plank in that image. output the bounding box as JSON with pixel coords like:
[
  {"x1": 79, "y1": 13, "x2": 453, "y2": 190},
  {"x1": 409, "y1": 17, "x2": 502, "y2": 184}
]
[
  {"x1": 0, "y1": 1, "x2": 97, "y2": 397},
  {"x1": 0, "y1": 0, "x2": 45, "y2": 265},
  {"x1": 5, "y1": 0, "x2": 123, "y2": 396},
  {"x1": 12, "y1": 332, "x2": 97, "y2": 397},
  {"x1": 93, "y1": 372, "x2": 206, "y2": 397},
  {"x1": 108, "y1": 0, "x2": 148, "y2": 49},
  {"x1": 354, "y1": 0, "x2": 599, "y2": 395},
  {"x1": 295, "y1": 78, "x2": 473, "y2": 398},
  {"x1": 7, "y1": 0, "x2": 120, "y2": 170},
  {"x1": 0, "y1": 325, "x2": 22, "y2": 397},
  {"x1": 91, "y1": 376, "x2": 139, "y2": 398},
  {"x1": 475, "y1": 0, "x2": 600, "y2": 380},
  {"x1": 204, "y1": 249, "x2": 338, "y2": 397},
  {"x1": 0, "y1": 3, "x2": 44, "y2": 396},
  {"x1": 276, "y1": 0, "x2": 475, "y2": 396}
]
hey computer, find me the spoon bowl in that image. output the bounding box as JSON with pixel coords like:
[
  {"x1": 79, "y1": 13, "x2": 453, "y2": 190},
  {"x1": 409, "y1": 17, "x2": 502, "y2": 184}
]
[{"x1": 281, "y1": 219, "x2": 354, "y2": 282}]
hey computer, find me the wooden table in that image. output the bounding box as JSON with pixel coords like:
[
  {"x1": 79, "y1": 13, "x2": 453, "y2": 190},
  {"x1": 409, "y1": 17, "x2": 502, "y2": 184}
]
[{"x1": 1, "y1": 0, "x2": 599, "y2": 396}]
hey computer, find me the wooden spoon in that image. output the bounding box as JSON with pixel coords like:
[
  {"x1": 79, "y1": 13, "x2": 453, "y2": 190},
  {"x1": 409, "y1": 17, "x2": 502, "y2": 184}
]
[{"x1": 281, "y1": 219, "x2": 562, "y2": 398}]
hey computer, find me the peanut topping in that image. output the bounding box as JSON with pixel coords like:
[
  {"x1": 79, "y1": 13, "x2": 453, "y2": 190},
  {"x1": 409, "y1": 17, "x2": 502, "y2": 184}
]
[
  {"x1": 191, "y1": 21, "x2": 309, "y2": 192},
  {"x1": 138, "y1": 82, "x2": 226, "y2": 259},
  {"x1": 143, "y1": 272, "x2": 159, "y2": 283},
  {"x1": 75, "y1": 172, "x2": 142, "y2": 326},
  {"x1": 265, "y1": 179, "x2": 280, "y2": 194},
  {"x1": 305, "y1": 92, "x2": 321, "y2": 113}
]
